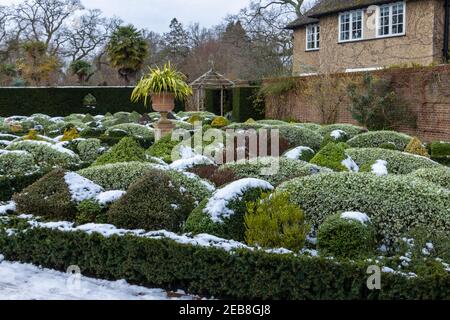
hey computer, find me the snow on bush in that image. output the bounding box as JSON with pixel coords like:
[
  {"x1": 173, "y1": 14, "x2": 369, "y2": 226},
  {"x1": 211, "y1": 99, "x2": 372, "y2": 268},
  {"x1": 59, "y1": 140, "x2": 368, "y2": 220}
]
[
  {"x1": 64, "y1": 172, "x2": 103, "y2": 203},
  {"x1": 283, "y1": 146, "x2": 315, "y2": 161},
  {"x1": 340, "y1": 211, "x2": 371, "y2": 225},
  {"x1": 346, "y1": 148, "x2": 442, "y2": 174},
  {"x1": 6, "y1": 140, "x2": 80, "y2": 168},
  {"x1": 278, "y1": 172, "x2": 450, "y2": 241},
  {"x1": 347, "y1": 131, "x2": 412, "y2": 150},
  {"x1": 105, "y1": 123, "x2": 154, "y2": 140},
  {"x1": 95, "y1": 190, "x2": 126, "y2": 206},
  {"x1": 0, "y1": 150, "x2": 39, "y2": 176}
]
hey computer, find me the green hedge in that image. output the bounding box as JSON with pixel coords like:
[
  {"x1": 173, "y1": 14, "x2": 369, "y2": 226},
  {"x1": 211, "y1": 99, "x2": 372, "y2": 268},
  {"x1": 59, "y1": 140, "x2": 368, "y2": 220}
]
[
  {"x1": 0, "y1": 87, "x2": 186, "y2": 117},
  {"x1": 232, "y1": 87, "x2": 264, "y2": 122},
  {"x1": 1, "y1": 222, "x2": 449, "y2": 300}
]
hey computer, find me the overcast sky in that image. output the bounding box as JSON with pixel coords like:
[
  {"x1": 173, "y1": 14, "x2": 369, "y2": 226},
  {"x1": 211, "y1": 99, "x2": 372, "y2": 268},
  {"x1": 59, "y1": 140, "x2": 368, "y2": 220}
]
[{"x1": 1, "y1": 0, "x2": 252, "y2": 33}]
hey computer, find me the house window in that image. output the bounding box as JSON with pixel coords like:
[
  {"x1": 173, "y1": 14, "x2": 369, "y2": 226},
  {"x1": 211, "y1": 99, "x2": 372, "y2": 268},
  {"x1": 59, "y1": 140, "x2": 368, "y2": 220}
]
[
  {"x1": 306, "y1": 24, "x2": 320, "y2": 50},
  {"x1": 339, "y1": 10, "x2": 363, "y2": 42},
  {"x1": 378, "y1": 2, "x2": 405, "y2": 37}
]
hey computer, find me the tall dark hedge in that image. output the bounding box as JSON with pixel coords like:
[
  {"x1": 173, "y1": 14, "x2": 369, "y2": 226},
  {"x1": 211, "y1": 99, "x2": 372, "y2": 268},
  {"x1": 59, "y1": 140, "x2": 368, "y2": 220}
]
[
  {"x1": 0, "y1": 87, "x2": 186, "y2": 117},
  {"x1": 232, "y1": 86, "x2": 264, "y2": 122}
]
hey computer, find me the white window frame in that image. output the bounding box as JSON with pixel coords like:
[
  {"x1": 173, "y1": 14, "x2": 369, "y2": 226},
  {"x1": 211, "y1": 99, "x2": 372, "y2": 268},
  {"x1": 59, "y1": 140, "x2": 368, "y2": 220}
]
[
  {"x1": 376, "y1": 1, "x2": 406, "y2": 38},
  {"x1": 306, "y1": 24, "x2": 320, "y2": 51},
  {"x1": 338, "y1": 9, "x2": 364, "y2": 43}
]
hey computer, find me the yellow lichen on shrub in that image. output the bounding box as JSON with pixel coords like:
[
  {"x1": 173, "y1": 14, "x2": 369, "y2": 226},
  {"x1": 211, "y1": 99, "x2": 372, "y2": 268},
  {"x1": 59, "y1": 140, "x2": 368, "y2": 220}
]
[{"x1": 405, "y1": 137, "x2": 430, "y2": 158}]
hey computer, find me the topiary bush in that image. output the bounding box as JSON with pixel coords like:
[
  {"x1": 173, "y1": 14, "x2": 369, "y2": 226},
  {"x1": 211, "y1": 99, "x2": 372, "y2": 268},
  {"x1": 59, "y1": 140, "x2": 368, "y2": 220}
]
[
  {"x1": 13, "y1": 169, "x2": 76, "y2": 219},
  {"x1": 0, "y1": 150, "x2": 39, "y2": 176},
  {"x1": 184, "y1": 178, "x2": 274, "y2": 241},
  {"x1": 273, "y1": 125, "x2": 323, "y2": 150},
  {"x1": 320, "y1": 130, "x2": 349, "y2": 148},
  {"x1": 0, "y1": 169, "x2": 49, "y2": 202},
  {"x1": 107, "y1": 170, "x2": 195, "y2": 232},
  {"x1": 244, "y1": 192, "x2": 309, "y2": 252},
  {"x1": 283, "y1": 146, "x2": 315, "y2": 162},
  {"x1": 408, "y1": 167, "x2": 450, "y2": 190},
  {"x1": 76, "y1": 199, "x2": 106, "y2": 225},
  {"x1": 93, "y1": 137, "x2": 147, "y2": 166},
  {"x1": 346, "y1": 148, "x2": 442, "y2": 174},
  {"x1": 310, "y1": 142, "x2": 358, "y2": 172},
  {"x1": 220, "y1": 157, "x2": 326, "y2": 186},
  {"x1": 404, "y1": 137, "x2": 429, "y2": 158},
  {"x1": 278, "y1": 172, "x2": 450, "y2": 241},
  {"x1": 76, "y1": 138, "x2": 105, "y2": 163},
  {"x1": 78, "y1": 162, "x2": 164, "y2": 190},
  {"x1": 428, "y1": 141, "x2": 450, "y2": 165},
  {"x1": 146, "y1": 134, "x2": 181, "y2": 163},
  {"x1": 347, "y1": 131, "x2": 412, "y2": 151},
  {"x1": 6, "y1": 140, "x2": 81, "y2": 169},
  {"x1": 318, "y1": 124, "x2": 367, "y2": 140},
  {"x1": 105, "y1": 123, "x2": 154, "y2": 143},
  {"x1": 317, "y1": 212, "x2": 376, "y2": 259}
]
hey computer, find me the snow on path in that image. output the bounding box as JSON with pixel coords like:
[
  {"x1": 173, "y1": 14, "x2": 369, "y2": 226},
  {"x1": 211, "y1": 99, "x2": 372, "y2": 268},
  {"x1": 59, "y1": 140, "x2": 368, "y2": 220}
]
[{"x1": 0, "y1": 256, "x2": 197, "y2": 300}]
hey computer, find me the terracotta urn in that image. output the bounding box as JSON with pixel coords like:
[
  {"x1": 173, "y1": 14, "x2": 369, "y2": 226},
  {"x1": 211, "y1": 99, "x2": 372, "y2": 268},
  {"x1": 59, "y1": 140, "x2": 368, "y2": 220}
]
[{"x1": 152, "y1": 92, "x2": 175, "y2": 139}]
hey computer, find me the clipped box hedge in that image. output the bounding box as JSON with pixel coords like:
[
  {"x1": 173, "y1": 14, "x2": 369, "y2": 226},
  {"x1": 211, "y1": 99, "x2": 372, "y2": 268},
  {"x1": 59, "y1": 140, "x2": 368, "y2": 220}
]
[{"x1": 0, "y1": 221, "x2": 449, "y2": 300}]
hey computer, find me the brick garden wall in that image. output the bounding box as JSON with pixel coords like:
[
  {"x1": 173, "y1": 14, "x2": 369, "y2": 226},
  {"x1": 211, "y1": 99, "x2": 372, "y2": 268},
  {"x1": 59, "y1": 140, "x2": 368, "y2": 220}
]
[{"x1": 265, "y1": 65, "x2": 450, "y2": 142}]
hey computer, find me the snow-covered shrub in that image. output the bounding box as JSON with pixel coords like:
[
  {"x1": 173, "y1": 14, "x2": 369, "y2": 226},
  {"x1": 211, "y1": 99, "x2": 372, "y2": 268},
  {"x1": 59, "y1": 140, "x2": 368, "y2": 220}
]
[
  {"x1": 256, "y1": 119, "x2": 289, "y2": 126},
  {"x1": 0, "y1": 150, "x2": 39, "y2": 176},
  {"x1": 78, "y1": 162, "x2": 163, "y2": 190},
  {"x1": 171, "y1": 120, "x2": 194, "y2": 130},
  {"x1": 0, "y1": 133, "x2": 19, "y2": 142},
  {"x1": 6, "y1": 140, "x2": 81, "y2": 169},
  {"x1": 409, "y1": 167, "x2": 450, "y2": 190},
  {"x1": 146, "y1": 134, "x2": 181, "y2": 163},
  {"x1": 319, "y1": 124, "x2": 367, "y2": 140},
  {"x1": 278, "y1": 172, "x2": 450, "y2": 240},
  {"x1": 428, "y1": 141, "x2": 450, "y2": 165},
  {"x1": 359, "y1": 160, "x2": 388, "y2": 176},
  {"x1": 283, "y1": 146, "x2": 315, "y2": 162},
  {"x1": 317, "y1": 212, "x2": 376, "y2": 259},
  {"x1": 346, "y1": 148, "x2": 441, "y2": 174},
  {"x1": 220, "y1": 157, "x2": 326, "y2": 186},
  {"x1": 404, "y1": 137, "x2": 430, "y2": 158},
  {"x1": 108, "y1": 170, "x2": 195, "y2": 232},
  {"x1": 273, "y1": 125, "x2": 323, "y2": 150},
  {"x1": 244, "y1": 192, "x2": 309, "y2": 251},
  {"x1": 310, "y1": 142, "x2": 358, "y2": 172},
  {"x1": 13, "y1": 169, "x2": 102, "y2": 219},
  {"x1": 75, "y1": 191, "x2": 126, "y2": 224},
  {"x1": 320, "y1": 130, "x2": 349, "y2": 148},
  {"x1": 347, "y1": 131, "x2": 412, "y2": 150},
  {"x1": 163, "y1": 170, "x2": 214, "y2": 203},
  {"x1": 76, "y1": 138, "x2": 105, "y2": 163},
  {"x1": 93, "y1": 137, "x2": 147, "y2": 166},
  {"x1": 184, "y1": 178, "x2": 274, "y2": 241},
  {"x1": 177, "y1": 111, "x2": 216, "y2": 122},
  {"x1": 105, "y1": 123, "x2": 154, "y2": 141}
]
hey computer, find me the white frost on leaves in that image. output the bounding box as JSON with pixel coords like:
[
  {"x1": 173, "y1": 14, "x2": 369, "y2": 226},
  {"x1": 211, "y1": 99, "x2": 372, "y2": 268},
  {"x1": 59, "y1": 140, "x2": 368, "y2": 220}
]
[
  {"x1": 341, "y1": 156, "x2": 359, "y2": 172},
  {"x1": 0, "y1": 260, "x2": 198, "y2": 300},
  {"x1": 64, "y1": 172, "x2": 103, "y2": 203},
  {"x1": 284, "y1": 146, "x2": 314, "y2": 160},
  {"x1": 341, "y1": 211, "x2": 371, "y2": 225},
  {"x1": 371, "y1": 160, "x2": 388, "y2": 176},
  {"x1": 169, "y1": 155, "x2": 214, "y2": 171},
  {"x1": 0, "y1": 140, "x2": 11, "y2": 146},
  {"x1": 95, "y1": 191, "x2": 126, "y2": 206},
  {"x1": 0, "y1": 201, "x2": 16, "y2": 215},
  {"x1": 0, "y1": 149, "x2": 29, "y2": 156},
  {"x1": 204, "y1": 178, "x2": 274, "y2": 223},
  {"x1": 330, "y1": 130, "x2": 346, "y2": 139}
]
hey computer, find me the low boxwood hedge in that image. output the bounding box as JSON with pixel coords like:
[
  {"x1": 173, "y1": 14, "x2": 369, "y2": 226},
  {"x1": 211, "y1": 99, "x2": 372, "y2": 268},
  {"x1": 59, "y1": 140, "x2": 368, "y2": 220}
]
[{"x1": 0, "y1": 220, "x2": 448, "y2": 300}]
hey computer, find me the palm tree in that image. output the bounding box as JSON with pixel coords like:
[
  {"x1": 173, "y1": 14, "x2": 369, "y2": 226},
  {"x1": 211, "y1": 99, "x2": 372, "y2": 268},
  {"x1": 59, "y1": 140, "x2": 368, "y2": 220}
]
[
  {"x1": 107, "y1": 25, "x2": 148, "y2": 85},
  {"x1": 69, "y1": 60, "x2": 94, "y2": 84}
]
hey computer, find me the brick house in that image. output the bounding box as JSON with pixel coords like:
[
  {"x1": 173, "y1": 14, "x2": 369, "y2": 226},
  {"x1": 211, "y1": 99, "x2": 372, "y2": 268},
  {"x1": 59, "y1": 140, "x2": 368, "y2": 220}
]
[{"x1": 287, "y1": 0, "x2": 450, "y2": 74}]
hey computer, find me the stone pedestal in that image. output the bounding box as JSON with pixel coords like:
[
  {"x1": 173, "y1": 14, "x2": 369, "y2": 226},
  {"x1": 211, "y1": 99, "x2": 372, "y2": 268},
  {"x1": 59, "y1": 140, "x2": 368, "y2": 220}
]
[{"x1": 155, "y1": 111, "x2": 175, "y2": 140}]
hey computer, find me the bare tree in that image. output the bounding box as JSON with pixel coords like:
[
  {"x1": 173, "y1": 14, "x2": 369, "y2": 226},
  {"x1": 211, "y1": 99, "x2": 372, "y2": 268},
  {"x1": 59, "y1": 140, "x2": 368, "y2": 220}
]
[
  {"x1": 251, "y1": 0, "x2": 307, "y2": 18},
  {"x1": 0, "y1": 6, "x2": 10, "y2": 46},
  {"x1": 12, "y1": 0, "x2": 84, "y2": 53},
  {"x1": 63, "y1": 10, "x2": 121, "y2": 62}
]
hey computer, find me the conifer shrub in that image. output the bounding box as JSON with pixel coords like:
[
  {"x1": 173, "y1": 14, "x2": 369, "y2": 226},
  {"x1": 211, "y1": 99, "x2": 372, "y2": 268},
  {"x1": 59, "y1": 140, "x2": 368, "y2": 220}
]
[
  {"x1": 404, "y1": 137, "x2": 429, "y2": 158},
  {"x1": 93, "y1": 137, "x2": 147, "y2": 166},
  {"x1": 310, "y1": 142, "x2": 357, "y2": 172},
  {"x1": 428, "y1": 141, "x2": 450, "y2": 165},
  {"x1": 244, "y1": 192, "x2": 309, "y2": 252}
]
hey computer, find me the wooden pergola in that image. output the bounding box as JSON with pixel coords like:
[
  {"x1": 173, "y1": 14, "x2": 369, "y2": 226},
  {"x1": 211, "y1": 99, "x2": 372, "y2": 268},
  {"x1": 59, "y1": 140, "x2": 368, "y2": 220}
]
[{"x1": 190, "y1": 68, "x2": 235, "y2": 116}]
